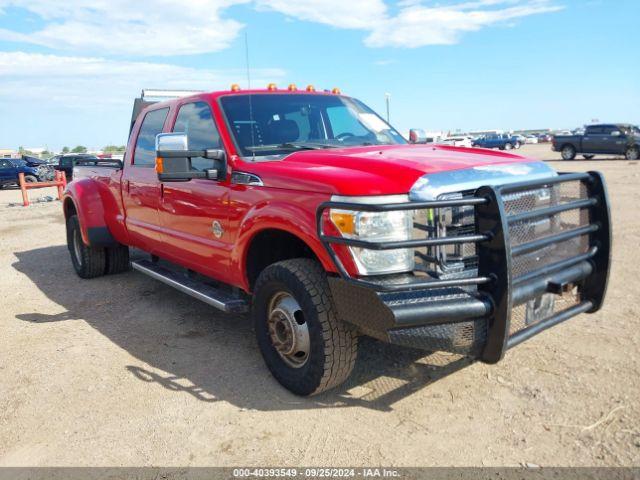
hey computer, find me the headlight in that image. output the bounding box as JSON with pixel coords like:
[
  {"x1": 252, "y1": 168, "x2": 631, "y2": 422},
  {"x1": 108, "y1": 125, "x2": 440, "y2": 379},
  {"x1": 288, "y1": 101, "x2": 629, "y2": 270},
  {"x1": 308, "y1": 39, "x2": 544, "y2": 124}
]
[{"x1": 330, "y1": 208, "x2": 414, "y2": 275}]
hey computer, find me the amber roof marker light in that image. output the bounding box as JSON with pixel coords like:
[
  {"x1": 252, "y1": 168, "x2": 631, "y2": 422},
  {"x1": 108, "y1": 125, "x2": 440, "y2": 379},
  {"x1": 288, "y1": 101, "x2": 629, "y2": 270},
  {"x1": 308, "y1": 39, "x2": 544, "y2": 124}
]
[
  {"x1": 332, "y1": 87, "x2": 341, "y2": 94},
  {"x1": 230, "y1": 84, "x2": 241, "y2": 91},
  {"x1": 306, "y1": 85, "x2": 316, "y2": 92},
  {"x1": 267, "y1": 83, "x2": 278, "y2": 91}
]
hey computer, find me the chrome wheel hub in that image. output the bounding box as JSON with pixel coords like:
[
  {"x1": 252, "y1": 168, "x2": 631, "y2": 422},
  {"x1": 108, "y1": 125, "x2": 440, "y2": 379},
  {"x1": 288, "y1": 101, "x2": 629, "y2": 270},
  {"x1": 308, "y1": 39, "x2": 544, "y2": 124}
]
[{"x1": 267, "y1": 292, "x2": 310, "y2": 368}]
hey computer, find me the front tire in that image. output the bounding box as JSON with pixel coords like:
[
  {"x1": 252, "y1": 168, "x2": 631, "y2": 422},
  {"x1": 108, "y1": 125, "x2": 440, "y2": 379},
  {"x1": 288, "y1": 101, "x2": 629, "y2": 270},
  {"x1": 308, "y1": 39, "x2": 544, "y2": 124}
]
[
  {"x1": 66, "y1": 215, "x2": 106, "y2": 279},
  {"x1": 626, "y1": 146, "x2": 639, "y2": 161},
  {"x1": 504, "y1": 142, "x2": 513, "y2": 150},
  {"x1": 561, "y1": 145, "x2": 576, "y2": 160},
  {"x1": 23, "y1": 175, "x2": 38, "y2": 183},
  {"x1": 253, "y1": 259, "x2": 358, "y2": 396}
]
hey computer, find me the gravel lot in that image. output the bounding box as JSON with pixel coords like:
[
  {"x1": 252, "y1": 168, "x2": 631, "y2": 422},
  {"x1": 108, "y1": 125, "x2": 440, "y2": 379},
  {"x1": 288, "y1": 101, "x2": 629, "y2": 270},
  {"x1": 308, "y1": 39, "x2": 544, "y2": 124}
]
[{"x1": 1, "y1": 144, "x2": 639, "y2": 467}]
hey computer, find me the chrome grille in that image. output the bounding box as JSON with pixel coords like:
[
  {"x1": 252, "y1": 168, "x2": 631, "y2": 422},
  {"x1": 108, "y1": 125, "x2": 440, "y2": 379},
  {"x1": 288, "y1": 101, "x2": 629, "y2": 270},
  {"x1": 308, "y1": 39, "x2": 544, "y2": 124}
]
[{"x1": 413, "y1": 191, "x2": 478, "y2": 278}]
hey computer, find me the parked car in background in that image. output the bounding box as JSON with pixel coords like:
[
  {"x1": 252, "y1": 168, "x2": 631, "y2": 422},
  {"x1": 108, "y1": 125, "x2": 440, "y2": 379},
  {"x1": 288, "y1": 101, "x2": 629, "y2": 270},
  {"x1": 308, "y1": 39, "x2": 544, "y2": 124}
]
[
  {"x1": 552, "y1": 123, "x2": 640, "y2": 160},
  {"x1": 0, "y1": 158, "x2": 46, "y2": 187},
  {"x1": 51, "y1": 154, "x2": 99, "y2": 180},
  {"x1": 537, "y1": 133, "x2": 552, "y2": 143},
  {"x1": 438, "y1": 136, "x2": 474, "y2": 148},
  {"x1": 472, "y1": 133, "x2": 519, "y2": 150},
  {"x1": 513, "y1": 135, "x2": 526, "y2": 148},
  {"x1": 524, "y1": 135, "x2": 539, "y2": 144}
]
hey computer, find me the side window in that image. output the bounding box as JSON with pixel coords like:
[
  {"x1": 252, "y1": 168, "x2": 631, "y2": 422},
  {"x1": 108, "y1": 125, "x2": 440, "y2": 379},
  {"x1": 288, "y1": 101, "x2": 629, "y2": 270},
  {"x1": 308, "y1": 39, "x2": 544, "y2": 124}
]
[
  {"x1": 601, "y1": 126, "x2": 616, "y2": 135},
  {"x1": 0, "y1": 160, "x2": 11, "y2": 169},
  {"x1": 134, "y1": 107, "x2": 169, "y2": 167},
  {"x1": 172, "y1": 102, "x2": 220, "y2": 171},
  {"x1": 60, "y1": 158, "x2": 73, "y2": 167},
  {"x1": 586, "y1": 126, "x2": 603, "y2": 135}
]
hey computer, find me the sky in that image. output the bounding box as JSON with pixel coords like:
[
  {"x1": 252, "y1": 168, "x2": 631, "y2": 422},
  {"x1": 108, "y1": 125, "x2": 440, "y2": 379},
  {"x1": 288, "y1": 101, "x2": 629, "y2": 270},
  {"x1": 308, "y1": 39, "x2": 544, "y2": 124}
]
[{"x1": 0, "y1": 0, "x2": 638, "y2": 151}]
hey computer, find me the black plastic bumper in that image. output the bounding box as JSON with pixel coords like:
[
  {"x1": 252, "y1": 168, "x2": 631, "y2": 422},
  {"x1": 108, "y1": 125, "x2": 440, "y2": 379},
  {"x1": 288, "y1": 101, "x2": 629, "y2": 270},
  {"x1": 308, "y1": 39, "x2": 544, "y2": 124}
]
[{"x1": 318, "y1": 171, "x2": 611, "y2": 363}]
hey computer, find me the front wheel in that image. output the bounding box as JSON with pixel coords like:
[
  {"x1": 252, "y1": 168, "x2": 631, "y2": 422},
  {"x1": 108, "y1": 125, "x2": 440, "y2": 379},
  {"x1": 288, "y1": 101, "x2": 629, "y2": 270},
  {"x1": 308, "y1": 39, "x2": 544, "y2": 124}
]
[
  {"x1": 626, "y1": 146, "x2": 639, "y2": 161},
  {"x1": 253, "y1": 259, "x2": 358, "y2": 396},
  {"x1": 504, "y1": 142, "x2": 513, "y2": 150},
  {"x1": 561, "y1": 145, "x2": 576, "y2": 160}
]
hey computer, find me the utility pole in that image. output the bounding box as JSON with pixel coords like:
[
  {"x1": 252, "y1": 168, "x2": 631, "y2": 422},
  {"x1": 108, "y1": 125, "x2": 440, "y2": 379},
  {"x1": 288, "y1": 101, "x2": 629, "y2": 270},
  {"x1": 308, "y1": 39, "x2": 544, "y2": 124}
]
[{"x1": 385, "y1": 93, "x2": 391, "y2": 123}]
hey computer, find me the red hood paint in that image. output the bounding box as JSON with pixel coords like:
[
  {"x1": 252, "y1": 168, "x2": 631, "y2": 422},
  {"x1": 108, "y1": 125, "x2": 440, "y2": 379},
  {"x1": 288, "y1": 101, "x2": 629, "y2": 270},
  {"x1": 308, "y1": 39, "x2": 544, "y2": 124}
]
[{"x1": 239, "y1": 144, "x2": 536, "y2": 196}]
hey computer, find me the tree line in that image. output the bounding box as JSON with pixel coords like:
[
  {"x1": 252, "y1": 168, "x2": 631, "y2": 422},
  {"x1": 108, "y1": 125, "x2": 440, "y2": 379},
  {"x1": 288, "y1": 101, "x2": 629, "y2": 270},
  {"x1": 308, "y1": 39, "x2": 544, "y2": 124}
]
[{"x1": 18, "y1": 145, "x2": 127, "y2": 156}]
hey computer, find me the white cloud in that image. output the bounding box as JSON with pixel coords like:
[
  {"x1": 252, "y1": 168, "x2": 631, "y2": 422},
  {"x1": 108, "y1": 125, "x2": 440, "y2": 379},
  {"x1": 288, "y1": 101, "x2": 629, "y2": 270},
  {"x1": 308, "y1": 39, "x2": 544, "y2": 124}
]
[
  {"x1": 0, "y1": 0, "x2": 249, "y2": 56},
  {"x1": 0, "y1": 51, "x2": 285, "y2": 108},
  {"x1": 364, "y1": 0, "x2": 563, "y2": 48},
  {"x1": 255, "y1": 0, "x2": 388, "y2": 29},
  {"x1": 0, "y1": 0, "x2": 563, "y2": 56},
  {"x1": 258, "y1": 0, "x2": 562, "y2": 49}
]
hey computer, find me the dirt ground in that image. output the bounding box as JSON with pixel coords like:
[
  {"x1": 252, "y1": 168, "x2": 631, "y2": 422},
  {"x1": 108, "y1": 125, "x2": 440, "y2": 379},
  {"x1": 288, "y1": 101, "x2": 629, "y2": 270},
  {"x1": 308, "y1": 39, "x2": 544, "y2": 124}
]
[{"x1": 0, "y1": 144, "x2": 639, "y2": 467}]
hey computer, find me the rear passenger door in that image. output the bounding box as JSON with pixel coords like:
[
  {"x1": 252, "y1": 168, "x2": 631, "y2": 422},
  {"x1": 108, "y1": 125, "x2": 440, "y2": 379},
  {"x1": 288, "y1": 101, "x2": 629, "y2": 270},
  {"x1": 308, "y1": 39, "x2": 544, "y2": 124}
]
[{"x1": 121, "y1": 107, "x2": 169, "y2": 253}]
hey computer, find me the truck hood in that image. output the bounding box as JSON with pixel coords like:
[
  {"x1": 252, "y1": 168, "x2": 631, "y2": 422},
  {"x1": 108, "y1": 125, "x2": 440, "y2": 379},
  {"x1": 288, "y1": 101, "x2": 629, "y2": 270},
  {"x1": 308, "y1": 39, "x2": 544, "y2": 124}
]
[{"x1": 242, "y1": 144, "x2": 553, "y2": 196}]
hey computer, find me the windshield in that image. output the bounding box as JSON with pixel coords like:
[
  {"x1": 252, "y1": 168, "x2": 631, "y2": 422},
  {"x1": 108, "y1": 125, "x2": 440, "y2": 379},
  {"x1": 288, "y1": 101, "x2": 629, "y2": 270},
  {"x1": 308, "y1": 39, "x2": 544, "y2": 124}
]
[{"x1": 220, "y1": 94, "x2": 406, "y2": 158}]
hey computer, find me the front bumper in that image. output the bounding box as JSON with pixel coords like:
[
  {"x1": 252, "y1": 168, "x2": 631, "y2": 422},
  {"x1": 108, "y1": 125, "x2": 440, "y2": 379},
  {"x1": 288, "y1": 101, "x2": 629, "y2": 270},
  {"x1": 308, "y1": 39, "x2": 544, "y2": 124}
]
[{"x1": 317, "y1": 172, "x2": 610, "y2": 363}]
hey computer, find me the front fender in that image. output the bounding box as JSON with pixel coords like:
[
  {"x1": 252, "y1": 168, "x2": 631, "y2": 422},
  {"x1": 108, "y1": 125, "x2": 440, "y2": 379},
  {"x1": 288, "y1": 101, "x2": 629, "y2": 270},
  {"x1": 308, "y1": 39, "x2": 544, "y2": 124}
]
[{"x1": 231, "y1": 200, "x2": 337, "y2": 291}]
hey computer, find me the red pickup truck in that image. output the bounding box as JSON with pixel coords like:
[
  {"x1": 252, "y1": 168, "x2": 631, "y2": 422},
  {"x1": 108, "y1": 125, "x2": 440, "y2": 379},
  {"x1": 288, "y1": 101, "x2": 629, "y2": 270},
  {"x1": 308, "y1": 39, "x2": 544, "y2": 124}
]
[{"x1": 63, "y1": 86, "x2": 611, "y2": 396}]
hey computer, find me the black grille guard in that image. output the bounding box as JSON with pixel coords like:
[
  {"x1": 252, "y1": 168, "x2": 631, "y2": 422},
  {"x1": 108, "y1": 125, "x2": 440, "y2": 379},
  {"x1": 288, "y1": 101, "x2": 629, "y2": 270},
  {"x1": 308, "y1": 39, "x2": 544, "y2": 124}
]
[{"x1": 316, "y1": 171, "x2": 611, "y2": 363}]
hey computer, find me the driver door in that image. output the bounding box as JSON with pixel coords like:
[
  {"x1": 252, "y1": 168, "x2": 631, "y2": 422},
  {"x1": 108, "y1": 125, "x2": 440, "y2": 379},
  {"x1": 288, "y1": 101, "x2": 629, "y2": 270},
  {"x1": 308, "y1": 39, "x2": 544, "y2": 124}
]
[{"x1": 158, "y1": 100, "x2": 232, "y2": 283}]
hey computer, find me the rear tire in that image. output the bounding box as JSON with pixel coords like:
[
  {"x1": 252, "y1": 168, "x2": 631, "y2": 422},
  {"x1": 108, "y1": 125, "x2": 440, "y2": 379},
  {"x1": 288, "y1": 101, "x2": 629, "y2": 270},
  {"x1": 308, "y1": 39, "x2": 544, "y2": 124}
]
[
  {"x1": 66, "y1": 215, "x2": 106, "y2": 279},
  {"x1": 561, "y1": 145, "x2": 576, "y2": 160},
  {"x1": 504, "y1": 142, "x2": 513, "y2": 150},
  {"x1": 583, "y1": 154, "x2": 595, "y2": 160},
  {"x1": 626, "y1": 146, "x2": 639, "y2": 161},
  {"x1": 105, "y1": 244, "x2": 130, "y2": 274},
  {"x1": 23, "y1": 175, "x2": 37, "y2": 183},
  {"x1": 253, "y1": 259, "x2": 358, "y2": 396}
]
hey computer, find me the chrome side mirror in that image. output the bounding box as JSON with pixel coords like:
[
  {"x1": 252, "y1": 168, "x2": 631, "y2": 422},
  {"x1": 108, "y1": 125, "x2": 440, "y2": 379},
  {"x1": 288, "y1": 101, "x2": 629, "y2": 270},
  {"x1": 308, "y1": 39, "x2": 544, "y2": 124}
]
[
  {"x1": 157, "y1": 132, "x2": 189, "y2": 152},
  {"x1": 155, "y1": 133, "x2": 226, "y2": 182},
  {"x1": 409, "y1": 128, "x2": 427, "y2": 144}
]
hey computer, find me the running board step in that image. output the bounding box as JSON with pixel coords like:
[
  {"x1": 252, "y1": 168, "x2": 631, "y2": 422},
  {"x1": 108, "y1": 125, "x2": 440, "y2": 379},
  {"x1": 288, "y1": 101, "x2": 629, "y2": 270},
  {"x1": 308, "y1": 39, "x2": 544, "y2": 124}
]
[{"x1": 131, "y1": 260, "x2": 248, "y2": 314}]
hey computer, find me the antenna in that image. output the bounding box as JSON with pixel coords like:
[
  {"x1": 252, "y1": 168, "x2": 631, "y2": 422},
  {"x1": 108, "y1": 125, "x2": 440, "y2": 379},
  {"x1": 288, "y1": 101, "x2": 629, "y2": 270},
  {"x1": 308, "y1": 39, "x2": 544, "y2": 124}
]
[{"x1": 245, "y1": 31, "x2": 256, "y2": 161}]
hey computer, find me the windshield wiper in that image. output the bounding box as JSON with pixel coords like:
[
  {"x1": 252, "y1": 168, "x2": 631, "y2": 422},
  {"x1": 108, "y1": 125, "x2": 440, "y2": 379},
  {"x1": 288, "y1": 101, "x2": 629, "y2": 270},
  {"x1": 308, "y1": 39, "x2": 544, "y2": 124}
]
[{"x1": 246, "y1": 142, "x2": 335, "y2": 152}]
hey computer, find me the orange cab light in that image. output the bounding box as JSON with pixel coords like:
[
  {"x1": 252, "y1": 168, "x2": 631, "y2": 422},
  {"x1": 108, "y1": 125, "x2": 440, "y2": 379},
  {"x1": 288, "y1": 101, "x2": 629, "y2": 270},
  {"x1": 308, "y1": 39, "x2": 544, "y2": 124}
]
[
  {"x1": 332, "y1": 87, "x2": 341, "y2": 94},
  {"x1": 230, "y1": 83, "x2": 241, "y2": 91},
  {"x1": 267, "y1": 83, "x2": 278, "y2": 91},
  {"x1": 306, "y1": 85, "x2": 316, "y2": 92},
  {"x1": 288, "y1": 83, "x2": 297, "y2": 91},
  {"x1": 155, "y1": 157, "x2": 164, "y2": 174}
]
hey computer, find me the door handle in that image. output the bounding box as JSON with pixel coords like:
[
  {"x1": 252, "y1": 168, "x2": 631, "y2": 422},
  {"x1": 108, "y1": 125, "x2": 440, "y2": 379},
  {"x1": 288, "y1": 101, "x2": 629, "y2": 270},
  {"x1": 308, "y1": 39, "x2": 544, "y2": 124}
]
[{"x1": 123, "y1": 179, "x2": 130, "y2": 192}]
